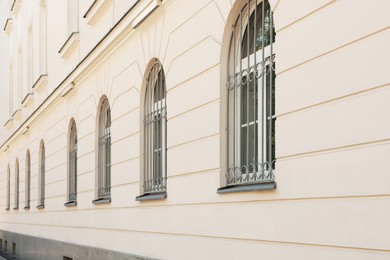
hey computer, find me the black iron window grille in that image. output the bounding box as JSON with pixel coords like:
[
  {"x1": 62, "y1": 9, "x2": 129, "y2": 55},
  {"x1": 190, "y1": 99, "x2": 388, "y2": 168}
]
[
  {"x1": 143, "y1": 62, "x2": 167, "y2": 194},
  {"x1": 224, "y1": 0, "x2": 276, "y2": 189}
]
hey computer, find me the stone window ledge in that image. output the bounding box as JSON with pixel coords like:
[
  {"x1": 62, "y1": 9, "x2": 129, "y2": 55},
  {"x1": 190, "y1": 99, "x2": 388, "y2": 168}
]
[
  {"x1": 217, "y1": 182, "x2": 276, "y2": 194},
  {"x1": 136, "y1": 191, "x2": 167, "y2": 201},
  {"x1": 32, "y1": 74, "x2": 48, "y2": 92},
  {"x1": 92, "y1": 198, "x2": 111, "y2": 205},
  {"x1": 59, "y1": 32, "x2": 80, "y2": 59},
  {"x1": 83, "y1": 0, "x2": 112, "y2": 25}
]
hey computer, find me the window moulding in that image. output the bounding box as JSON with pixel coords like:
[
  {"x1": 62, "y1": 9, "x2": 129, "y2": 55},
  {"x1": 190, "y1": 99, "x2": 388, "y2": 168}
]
[
  {"x1": 10, "y1": 0, "x2": 22, "y2": 15},
  {"x1": 32, "y1": 74, "x2": 48, "y2": 92},
  {"x1": 83, "y1": 0, "x2": 112, "y2": 25},
  {"x1": 22, "y1": 93, "x2": 34, "y2": 108},
  {"x1": 59, "y1": 32, "x2": 80, "y2": 59},
  {"x1": 3, "y1": 18, "x2": 13, "y2": 33}
]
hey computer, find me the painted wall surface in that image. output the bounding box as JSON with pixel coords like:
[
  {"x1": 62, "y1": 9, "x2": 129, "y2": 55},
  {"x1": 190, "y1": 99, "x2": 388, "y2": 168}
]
[{"x1": 0, "y1": 0, "x2": 389, "y2": 259}]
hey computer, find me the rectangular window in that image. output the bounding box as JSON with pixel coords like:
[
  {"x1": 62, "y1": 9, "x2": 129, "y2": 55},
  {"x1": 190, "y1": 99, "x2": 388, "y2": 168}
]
[
  {"x1": 4, "y1": 240, "x2": 7, "y2": 253},
  {"x1": 12, "y1": 242, "x2": 15, "y2": 257}
]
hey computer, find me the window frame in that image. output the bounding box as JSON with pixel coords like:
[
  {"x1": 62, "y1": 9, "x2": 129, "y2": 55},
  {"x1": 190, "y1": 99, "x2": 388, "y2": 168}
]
[
  {"x1": 13, "y1": 158, "x2": 19, "y2": 210},
  {"x1": 24, "y1": 150, "x2": 31, "y2": 209},
  {"x1": 37, "y1": 141, "x2": 45, "y2": 209},
  {"x1": 136, "y1": 60, "x2": 167, "y2": 201},
  {"x1": 65, "y1": 119, "x2": 77, "y2": 206},
  {"x1": 6, "y1": 164, "x2": 10, "y2": 210},
  {"x1": 219, "y1": 0, "x2": 276, "y2": 193},
  {"x1": 93, "y1": 96, "x2": 111, "y2": 204}
]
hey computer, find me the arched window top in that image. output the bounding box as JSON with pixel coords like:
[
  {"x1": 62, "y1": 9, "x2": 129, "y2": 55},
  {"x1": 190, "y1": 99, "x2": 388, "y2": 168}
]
[
  {"x1": 145, "y1": 61, "x2": 166, "y2": 109},
  {"x1": 138, "y1": 59, "x2": 167, "y2": 199},
  {"x1": 95, "y1": 96, "x2": 111, "y2": 202},
  {"x1": 222, "y1": 0, "x2": 276, "y2": 191}
]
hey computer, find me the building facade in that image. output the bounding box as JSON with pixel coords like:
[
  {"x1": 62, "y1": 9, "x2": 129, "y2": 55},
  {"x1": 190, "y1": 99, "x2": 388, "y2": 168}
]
[{"x1": 0, "y1": 0, "x2": 389, "y2": 259}]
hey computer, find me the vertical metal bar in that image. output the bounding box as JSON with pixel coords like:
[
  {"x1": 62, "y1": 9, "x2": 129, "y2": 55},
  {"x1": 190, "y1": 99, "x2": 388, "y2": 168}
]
[
  {"x1": 232, "y1": 22, "x2": 236, "y2": 175},
  {"x1": 253, "y1": 0, "x2": 257, "y2": 172},
  {"x1": 261, "y1": 0, "x2": 265, "y2": 166},
  {"x1": 246, "y1": 0, "x2": 251, "y2": 170},
  {"x1": 269, "y1": 7, "x2": 274, "y2": 169}
]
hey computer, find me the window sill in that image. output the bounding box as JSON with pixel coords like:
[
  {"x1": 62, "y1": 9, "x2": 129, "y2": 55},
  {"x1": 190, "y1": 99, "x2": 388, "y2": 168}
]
[
  {"x1": 36, "y1": 204, "x2": 44, "y2": 209},
  {"x1": 64, "y1": 201, "x2": 77, "y2": 207},
  {"x1": 217, "y1": 181, "x2": 276, "y2": 194},
  {"x1": 12, "y1": 207, "x2": 18, "y2": 210},
  {"x1": 24, "y1": 205, "x2": 30, "y2": 210},
  {"x1": 92, "y1": 198, "x2": 111, "y2": 204},
  {"x1": 59, "y1": 32, "x2": 80, "y2": 59},
  {"x1": 5, "y1": 207, "x2": 10, "y2": 211},
  {"x1": 22, "y1": 92, "x2": 34, "y2": 107},
  {"x1": 32, "y1": 74, "x2": 48, "y2": 92},
  {"x1": 136, "y1": 191, "x2": 167, "y2": 201}
]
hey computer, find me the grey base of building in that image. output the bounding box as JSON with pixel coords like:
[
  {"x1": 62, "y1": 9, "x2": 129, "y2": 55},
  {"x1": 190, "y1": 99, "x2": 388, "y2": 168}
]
[{"x1": 0, "y1": 230, "x2": 154, "y2": 260}]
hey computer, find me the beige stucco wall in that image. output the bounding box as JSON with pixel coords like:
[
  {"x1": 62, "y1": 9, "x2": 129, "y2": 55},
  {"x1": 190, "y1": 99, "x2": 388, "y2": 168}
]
[{"x1": 0, "y1": 0, "x2": 389, "y2": 259}]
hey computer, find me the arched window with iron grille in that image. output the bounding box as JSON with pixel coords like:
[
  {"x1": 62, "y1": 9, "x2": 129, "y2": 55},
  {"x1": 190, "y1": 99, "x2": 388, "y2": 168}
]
[
  {"x1": 137, "y1": 60, "x2": 167, "y2": 201},
  {"x1": 6, "y1": 164, "x2": 10, "y2": 210},
  {"x1": 13, "y1": 158, "x2": 19, "y2": 210},
  {"x1": 25, "y1": 150, "x2": 31, "y2": 209},
  {"x1": 94, "y1": 97, "x2": 111, "y2": 203},
  {"x1": 65, "y1": 119, "x2": 77, "y2": 206},
  {"x1": 37, "y1": 141, "x2": 45, "y2": 208},
  {"x1": 219, "y1": 0, "x2": 276, "y2": 193}
]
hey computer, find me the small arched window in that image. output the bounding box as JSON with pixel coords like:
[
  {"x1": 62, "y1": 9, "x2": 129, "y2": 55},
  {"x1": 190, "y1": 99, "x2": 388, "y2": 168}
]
[
  {"x1": 25, "y1": 150, "x2": 31, "y2": 209},
  {"x1": 14, "y1": 158, "x2": 19, "y2": 210},
  {"x1": 94, "y1": 97, "x2": 111, "y2": 203},
  {"x1": 137, "y1": 60, "x2": 167, "y2": 201},
  {"x1": 66, "y1": 120, "x2": 77, "y2": 206},
  {"x1": 219, "y1": 0, "x2": 276, "y2": 192},
  {"x1": 6, "y1": 164, "x2": 10, "y2": 210},
  {"x1": 37, "y1": 141, "x2": 45, "y2": 208}
]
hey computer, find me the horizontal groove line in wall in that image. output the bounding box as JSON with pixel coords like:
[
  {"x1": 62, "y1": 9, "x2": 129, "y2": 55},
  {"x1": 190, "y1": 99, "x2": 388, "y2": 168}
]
[
  {"x1": 278, "y1": 137, "x2": 390, "y2": 161},
  {"x1": 1, "y1": 221, "x2": 389, "y2": 253},
  {"x1": 165, "y1": 35, "x2": 221, "y2": 76},
  {"x1": 166, "y1": 62, "x2": 220, "y2": 92},
  {"x1": 278, "y1": 26, "x2": 389, "y2": 76},
  {"x1": 167, "y1": 98, "x2": 220, "y2": 121},
  {"x1": 111, "y1": 130, "x2": 139, "y2": 145},
  {"x1": 168, "y1": 133, "x2": 220, "y2": 150},
  {"x1": 77, "y1": 130, "x2": 95, "y2": 142},
  {"x1": 277, "y1": 83, "x2": 390, "y2": 118},
  {"x1": 2, "y1": 193, "x2": 390, "y2": 215},
  {"x1": 275, "y1": 0, "x2": 336, "y2": 33},
  {"x1": 168, "y1": 168, "x2": 220, "y2": 179},
  {"x1": 111, "y1": 105, "x2": 139, "y2": 124}
]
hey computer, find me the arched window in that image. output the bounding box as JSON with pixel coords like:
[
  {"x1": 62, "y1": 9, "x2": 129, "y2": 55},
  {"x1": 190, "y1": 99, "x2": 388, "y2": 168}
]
[
  {"x1": 137, "y1": 60, "x2": 167, "y2": 201},
  {"x1": 25, "y1": 150, "x2": 31, "y2": 209},
  {"x1": 66, "y1": 120, "x2": 77, "y2": 206},
  {"x1": 14, "y1": 159, "x2": 19, "y2": 210},
  {"x1": 94, "y1": 97, "x2": 111, "y2": 203},
  {"x1": 219, "y1": 0, "x2": 276, "y2": 192},
  {"x1": 6, "y1": 164, "x2": 10, "y2": 210},
  {"x1": 37, "y1": 141, "x2": 45, "y2": 208}
]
